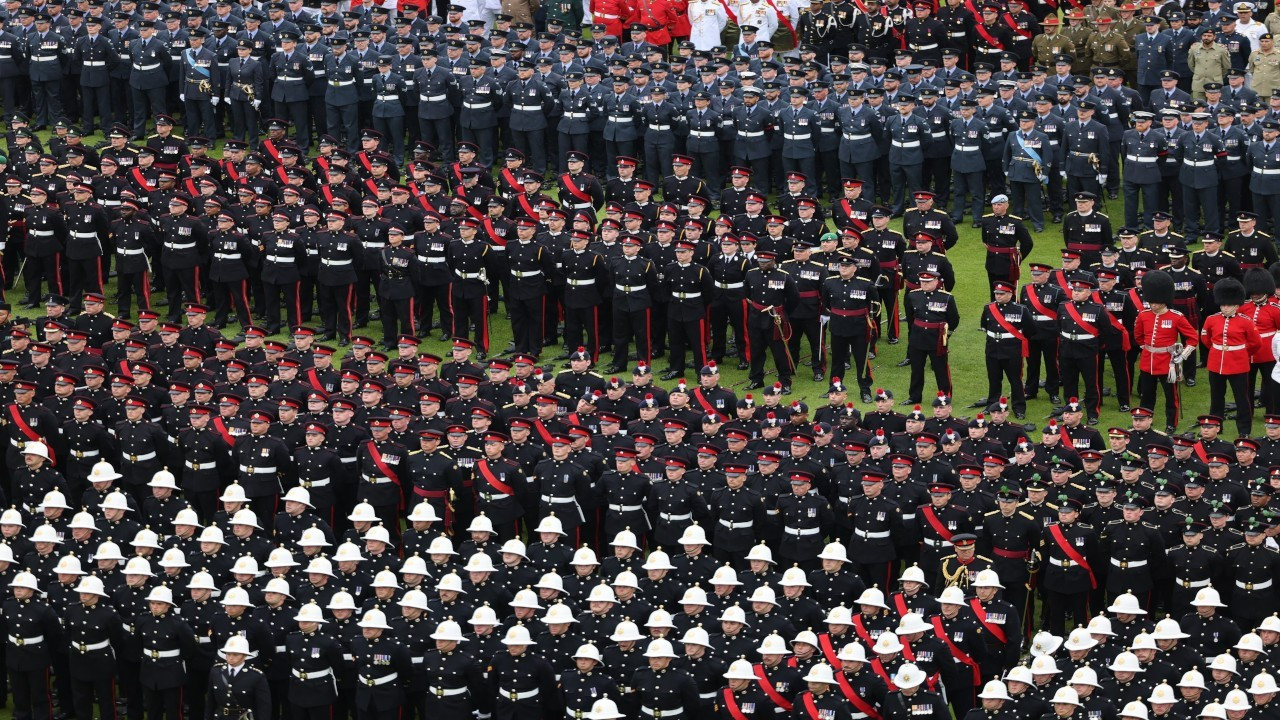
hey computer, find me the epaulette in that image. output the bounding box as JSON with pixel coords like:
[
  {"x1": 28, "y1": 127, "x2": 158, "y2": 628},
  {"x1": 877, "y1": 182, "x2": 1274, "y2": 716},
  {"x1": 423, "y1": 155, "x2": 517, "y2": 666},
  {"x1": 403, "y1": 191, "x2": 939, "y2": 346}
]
[
  {"x1": 981, "y1": 213, "x2": 994, "y2": 218},
  {"x1": 1172, "y1": 508, "x2": 1187, "y2": 516},
  {"x1": 409, "y1": 449, "x2": 422, "y2": 455},
  {"x1": 1152, "y1": 429, "x2": 1167, "y2": 436},
  {"x1": 1106, "y1": 518, "x2": 1123, "y2": 525},
  {"x1": 1018, "y1": 511, "x2": 1035, "y2": 520},
  {"x1": 1010, "y1": 214, "x2": 1024, "y2": 220},
  {"x1": 1078, "y1": 522, "x2": 1094, "y2": 529},
  {"x1": 1229, "y1": 542, "x2": 1247, "y2": 551},
  {"x1": 976, "y1": 554, "x2": 994, "y2": 563},
  {"x1": 984, "y1": 508, "x2": 999, "y2": 516},
  {"x1": 1141, "y1": 521, "x2": 1159, "y2": 529},
  {"x1": 588, "y1": 371, "x2": 602, "y2": 378}
]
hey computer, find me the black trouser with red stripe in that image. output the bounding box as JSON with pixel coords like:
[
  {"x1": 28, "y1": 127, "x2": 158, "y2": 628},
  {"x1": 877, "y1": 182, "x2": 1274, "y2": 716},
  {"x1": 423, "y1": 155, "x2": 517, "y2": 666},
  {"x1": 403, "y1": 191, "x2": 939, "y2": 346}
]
[
  {"x1": 10, "y1": 667, "x2": 51, "y2": 720},
  {"x1": 667, "y1": 313, "x2": 707, "y2": 374},
  {"x1": 71, "y1": 672, "x2": 115, "y2": 720},
  {"x1": 709, "y1": 297, "x2": 747, "y2": 363},
  {"x1": 613, "y1": 306, "x2": 652, "y2": 367},
  {"x1": 212, "y1": 279, "x2": 254, "y2": 327},
  {"x1": 416, "y1": 282, "x2": 451, "y2": 334},
  {"x1": 142, "y1": 684, "x2": 183, "y2": 720},
  {"x1": 23, "y1": 253, "x2": 61, "y2": 302},
  {"x1": 379, "y1": 295, "x2": 415, "y2": 345},
  {"x1": 162, "y1": 265, "x2": 202, "y2": 322},
  {"x1": 564, "y1": 305, "x2": 601, "y2": 362},
  {"x1": 1026, "y1": 331, "x2": 1060, "y2": 398},
  {"x1": 787, "y1": 316, "x2": 823, "y2": 373},
  {"x1": 1211, "y1": 371, "x2": 1253, "y2": 437},
  {"x1": 448, "y1": 286, "x2": 488, "y2": 353},
  {"x1": 1060, "y1": 344, "x2": 1101, "y2": 418},
  {"x1": 831, "y1": 329, "x2": 873, "y2": 392},
  {"x1": 1138, "y1": 370, "x2": 1181, "y2": 429},
  {"x1": 1098, "y1": 343, "x2": 1132, "y2": 409},
  {"x1": 907, "y1": 345, "x2": 952, "y2": 402},
  {"x1": 986, "y1": 352, "x2": 1025, "y2": 414},
  {"x1": 509, "y1": 295, "x2": 545, "y2": 355},
  {"x1": 67, "y1": 256, "x2": 104, "y2": 309},
  {"x1": 262, "y1": 280, "x2": 302, "y2": 332},
  {"x1": 318, "y1": 282, "x2": 355, "y2": 340}
]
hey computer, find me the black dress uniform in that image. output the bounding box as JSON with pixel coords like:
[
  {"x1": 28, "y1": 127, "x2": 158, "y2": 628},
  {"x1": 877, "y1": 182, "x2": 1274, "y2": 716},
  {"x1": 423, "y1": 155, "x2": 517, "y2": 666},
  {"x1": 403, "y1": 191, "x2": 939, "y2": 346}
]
[
  {"x1": 64, "y1": 596, "x2": 122, "y2": 720},
  {"x1": 490, "y1": 647, "x2": 559, "y2": 720},
  {"x1": 207, "y1": 661, "x2": 272, "y2": 720},
  {"x1": 446, "y1": 230, "x2": 491, "y2": 354},
  {"x1": 744, "y1": 257, "x2": 800, "y2": 391},
  {"x1": 980, "y1": 288, "x2": 1033, "y2": 416},
  {"x1": 3, "y1": 592, "x2": 63, "y2": 720},
  {"x1": 136, "y1": 605, "x2": 198, "y2": 720},
  {"x1": 285, "y1": 625, "x2": 344, "y2": 720},
  {"x1": 821, "y1": 261, "x2": 880, "y2": 397},
  {"x1": 904, "y1": 279, "x2": 960, "y2": 403}
]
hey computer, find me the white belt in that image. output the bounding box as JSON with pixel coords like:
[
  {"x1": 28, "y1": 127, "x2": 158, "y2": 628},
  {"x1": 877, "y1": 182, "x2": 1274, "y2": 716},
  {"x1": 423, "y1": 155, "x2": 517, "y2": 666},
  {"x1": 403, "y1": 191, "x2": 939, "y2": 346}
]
[
  {"x1": 567, "y1": 278, "x2": 596, "y2": 286},
  {"x1": 1254, "y1": 168, "x2": 1280, "y2": 175},
  {"x1": 1049, "y1": 557, "x2": 1076, "y2": 567},
  {"x1": 479, "y1": 491, "x2": 510, "y2": 500},
  {"x1": 121, "y1": 624, "x2": 134, "y2": 633},
  {"x1": 30, "y1": 230, "x2": 54, "y2": 236},
  {"x1": 784, "y1": 526, "x2": 820, "y2": 536},
  {"x1": 377, "y1": 94, "x2": 399, "y2": 101},
  {"x1": 513, "y1": 104, "x2": 541, "y2": 110},
  {"x1": 184, "y1": 460, "x2": 214, "y2": 470},
  {"x1": 1175, "y1": 577, "x2": 1211, "y2": 588},
  {"x1": 330, "y1": 80, "x2": 355, "y2": 86},
  {"x1": 1110, "y1": 558, "x2": 1148, "y2": 568},
  {"x1": 1184, "y1": 159, "x2": 1215, "y2": 167},
  {"x1": 72, "y1": 231, "x2": 98, "y2": 238},
  {"x1": 949, "y1": 31, "x2": 966, "y2": 36},
  {"x1": 986, "y1": 331, "x2": 1016, "y2": 340},
  {"x1": 648, "y1": 124, "x2": 671, "y2": 131},
  {"x1": 612, "y1": 117, "x2": 633, "y2": 122},
  {"x1": 616, "y1": 283, "x2": 646, "y2": 292},
  {"x1": 660, "y1": 512, "x2": 692, "y2": 521},
  {"x1": 1125, "y1": 155, "x2": 1158, "y2": 162},
  {"x1": 430, "y1": 685, "x2": 469, "y2": 696},
  {"x1": 854, "y1": 529, "x2": 891, "y2": 539},
  {"x1": 923, "y1": 537, "x2": 953, "y2": 547},
  {"x1": 901, "y1": 513, "x2": 916, "y2": 520},
  {"x1": 502, "y1": 688, "x2": 540, "y2": 700},
  {"x1": 424, "y1": 257, "x2": 446, "y2": 263},
  {"x1": 133, "y1": 63, "x2": 161, "y2": 71},
  {"x1": 239, "y1": 465, "x2": 278, "y2": 474},
  {"x1": 1061, "y1": 332, "x2": 1095, "y2": 341},
  {"x1": 279, "y1": 76, "x2": 304, "y2": 81},
  {"x1": 421, "y1": 94, "x2": 446, "y2": 102},
  {"x1": 1238, "y1": 579, "x2": 1273, "y2": 590},
  {"x1": 70, "y1": 449, "x2": 100, "y2": 458},
  {"x1": 843, "y1": 133, "x2": 872, "y2": 140},
  {"x1": 1262, "y1": 331, "x2": 1277, "y2": 338},
  {"x1": 719, "y1": 519, "x2": 754, "y2": 529},
  {"x1": 8, "y1": 635, "x2": 43, "y2": 646},
  {"x1": 892, "y1": 140, "x2": 921, "y2": 147},
  {"x1": 1212, "y1": 343, "x2": 1246, "y2": 351},
  {"x1": 512, "y1": 270, "x2": 542, "y2": 278},
  {"x1": 784, "y1": 133, "x2": 811, "y2": 140},
  {"x1": 608, "y1": 503, "x2": 644, "y2": 512},
  {"x1": 293, "y1": 668, "x2": 333, "y2": 680},
  {"x1": 596, "y1": 11, "x2": 620, "y2": 16},
  {"x1": 166, "y1": 242, "x2": 197, "y2": 250},
  {"x1": 276, "y1": 645, "x2": 287, "y2": 653},
  {"x1": 740, "y1": 131, "x2": 764, "y2": 137},
  {"x1": 955, "y1": 144, "x2": 981, "y2": 151},
  {"x1": 911, "y1": 43, "x2": 939, "y2": 50},
  {"x1": 700, "y1": 692, "x2": 716, "y2": 700},
  {"x1": 1033, "y1": 314, "x2": 1053, "y2": 322},
  {"x1": 360, "y1": 673, "x2": 399, "y2": 686},
  {"x1": 196, "y1": 636, "x2": 211, "y2": 644},
  {"x1": 672, "y1": 292, "x2": 701, "y2": 299},
  {"x1": 715, "y1": 281, "x2": 744, "y2": 289},
  {"x1": 564, "y1": 112, "x2": 588, "y2": 119},
  {"x1": 82, "y1": 61, "x2": 106, "y2": 67},
  {"x1": 689, "y1": 130, "x2": 716, "y2": 137},
  {"x1": 456, "y1": 271, "x2": 483, "y2": 279},
  {"x1": 362, "y1": 475, "x2": 394, "y2": 484},
  {"x1": 542, "y1": 495, "x2": 577, "y2": 504},
  {"x1": 214, "y1": 253, "x2": 242, "y2": 261},
  {"x1": 266, "y1": 255, "x2": 295, "y2": 263},
  {"x1": 31, "y1": 56, "x2": 58, "y2": 61},
  {"x1": 121, "y1": 247, "x2": 146, "y2": 256},
  {"x1": 931, "y1": 132, "x2": 947, "y2": 139},
  {"x1": 145, "y1": 648, "x2": 182, "y2": 659},
  {"x1": 124, "y1": 451, "x2": 157, "y2": 461},
  {"x1": 411, "y1": 657, "x2": 424, "y2": 664},
  {"x1": 362, "y1": 242, "x2": 383, "y2": 249},
  {"x1": 643, "y1": 708, "x2": 683, "y2": 717},
  {"x1": 322, "y1": 259, "x2": 352, "y2": 266},
  {"x1": 300, "y1": 478, "x2": 331, "y2": 488},
  {"x1": 463, "y1": 102, "x2": 491, "y2": 109}
]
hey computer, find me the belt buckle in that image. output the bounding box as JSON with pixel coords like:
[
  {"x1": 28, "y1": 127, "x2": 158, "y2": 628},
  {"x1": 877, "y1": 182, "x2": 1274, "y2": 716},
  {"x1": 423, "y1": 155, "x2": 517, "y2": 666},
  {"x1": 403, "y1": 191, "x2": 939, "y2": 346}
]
[
  {"x1": 655, "y1": 710, "x2": 663, "y2": 718},
  {"x1": 150, "y1": 649, "x2": 160, "y2": 659},
  {"x1": 1182, "y1": 580, "x2": 1191, "y2": 588},
  {"x1": 509, "y1": 691, "x2": 519, "y2": 701},
  {"x1": 302, "y1": 481, "x2": 312, "y2": 488},
  {"x1": 576, "y1": 712, "x2": 584, "y2": 719},
  {"x1": 129, "y1": 454, "x2": 137, "y2": 462},
  {"x1": 1063, "y1": 559, "x2": 1072, "y2": 567},
  {"x1": 366, "y1": 677, "x2": 377, "y2": 686},
  {"x1": 299, "y1": 671, "x2": 308, "y2": 680},
  {"x1": 1120, "y1": 561, "x2": 1128, "y2": 569},
  {"x1": 77, "y1": 642, "x2": 87, "y2": 652},
  {"x1": 483, "y1": 493, "x2": 492, "y2": 502},
  {"x1": 436, "y1": 687, "x2": 445, "y2": 697},
  {"x1": 1247, "y1": 582, "x2": 1255, "y2": 591},
  {"x1": 192, "y1": 462, "x2": 201, "y2": 470},
  {"x1": 14, "y1": 637, "x2": 23, "y2": 646},
  {"x1": 247, "y1": 467, "x2": 255, "y2": 474}
]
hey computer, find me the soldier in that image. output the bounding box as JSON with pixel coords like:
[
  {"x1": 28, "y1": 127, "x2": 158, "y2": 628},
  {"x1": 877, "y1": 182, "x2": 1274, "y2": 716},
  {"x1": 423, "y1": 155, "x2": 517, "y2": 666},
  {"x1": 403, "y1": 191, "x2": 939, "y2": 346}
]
[
  {"x1": 1004, "y1": 110, "x2": 1052, "y2": 232},
  {"x1": 1058, "y1": 276, "x2": 1107, "y2": 424},
  {"x1": 744, "y1": 250, "x2": 799, "y2": 393},
  {"x1": 1122, "y1": 111, "x2": 1166, "y2": 229},
  {"x1": 27, "y1": 13, "x2": 68, "y2": 131},
  {"x1": 980, "y1": 195, "x2": 1034, "y2": 291},
  {"x1": 1176, "y1": 111, "x2": 1225, "y2": 242},
  {"x1": 224, "y1": 39, "x2": 265, "y2": 145},
  {"x1": 903, "y1": 271, "x2": 959, "y2": 405},
  {"x1": 821, "y1": 254, "x2": 880, "y2": 401},
  {"x1": 886, "y1": 95, "x2": 931, "y2": 216},
  {"x1": 1063, "y1": 100, "x2": 1112, "y2": 199},
  {"x1": 980, "y1": 281, "x2": 1033, "y2": 418},
  {"x1": 129, "y1": 20, "x2": 172, "y2": 139},
  {"x1": 457, "y1": 59, "x2": 502, "y2": 168},
  {"x1": 137, "y1": 585, "x2": 198, "y2": 720},
  {"x1": 350, "y1": 608, "x2": 413, "y2": 719},
  {"x1": 325, "y1": 37, "x2": 361, "y2": 151},
  {"x1": 76, "y1": 16, "x2": 117, "y2": 136},
  {"x1": 1202, "y1": 278, "x2": 1263, "y2": 437},
  {"x1": 4, "y1": 571, "x2": 62, "y2": 720},
  {"x1": 490, "y1": 625, "x2": 559, "y2": 720},
  {"x1": 951, "y1": 100, "x2": 990, "y2": 227},
  {"x1": 207, "y1": 635, "x2": 272, "y2": 720},
  {"x1": 1189, "y1": 26, "x2": 1232, "y2": 100}
]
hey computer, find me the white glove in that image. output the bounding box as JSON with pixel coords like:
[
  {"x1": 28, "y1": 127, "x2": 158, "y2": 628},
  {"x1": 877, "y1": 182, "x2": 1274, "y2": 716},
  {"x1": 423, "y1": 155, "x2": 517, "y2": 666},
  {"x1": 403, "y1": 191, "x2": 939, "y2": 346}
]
[
  {"x1": 1099, "y1": 174, "x2": 1109, "y2": 184},
  {"x1": 179, "y1": 93, "x2": 185, "y2": 102},
  {"x1": 1060, "y1": 171, "x2": 1067, "y2": 179},
  {"x1": 821, "y1": 314, "x2": 831, "y2": 324},
  {"x1": 210, "y1": 97, "x2": 220, "y2": 106},
  {"x1": 252, "y1": 99, "x2": 260, "y2": 110}
]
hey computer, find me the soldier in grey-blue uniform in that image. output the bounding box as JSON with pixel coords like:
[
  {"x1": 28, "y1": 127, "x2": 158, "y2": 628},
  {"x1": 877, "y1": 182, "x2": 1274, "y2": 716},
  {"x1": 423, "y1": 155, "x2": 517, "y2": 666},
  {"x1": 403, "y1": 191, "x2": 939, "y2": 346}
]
[
  {"x1": 371, "y1": 55, "x2": 405, "y2": 165},
  {"x1": 641, "y1": 84, "x2": 685, "y2": 186},
  {"x1": 810, "y1": 82, "x2": 842, "y2": 199},
  {"x1": 223, "y1": 37, "x2": 265, "y2": 145},
  {"x1": 730, "y1": 86, "x2": 773, "y2": 188},
  {"x1": 601, "y1": 73, "x2": 642, "y2": 173},
  {"x1": 1062, "y1": 99, "x2": 1111, "y2": 199},
  {"x1": 1174, "y1": 110, "x2": 1224, "y2": 241},
  {"x1": 778, "y1": 86, "x2": 819, "y2": 197},
  {"x1": 919, "y1": 87, "x2": 953, "y2": 207},
  {"x1": 0, "y1": 17, "x2": 21, "y2": 122},
  {"x1": 1121, "y1": 110, "x2": 1164, "y2": 229},
  {"x1": 685, "y1": 90, "x2": 722, "y2": 203},
  {"x1": 179, "y1": 27, "x2": 219, "y2": 141},
  {"x1": 414, "y1": 48, "x2": 457, "y2": 165},
  {"x1": 1004, "y1": 109, "x2": 1052, "y2": 231},
  {"x1": 26, "y1": 12, "x2": 68, "y2": 130},
  {"x1": 458, "y1": 58, "x2": 502, "y2": 168},
  {"x1": 506, "y1": 59, "x2": 552, "y2": 174},
  {"x1": 208, "y1": 21, "x2": 237, "y2": 138},
  {"x1": 107, "y1": 13, "x2": 138, "y2": 135},
  {"x1": 161, "y1": 11, "x2": 190, "y2": 119},
  {"x1": 129, "y1": 19, "x2": 171, "y2": 139},
  {"x1": 1247, "y1": 119, "x2": 1280, "y2": 236},
  {"x1": 1216, "y1": 106, "x2": 1249, "y2": 223},
  {"x1": 351, "y1": 31, "x2": 378, "y2": 132},
  {"x1": 237, "y1": 9, "x2": 274, "y2": 61},
  {"x1": 557, "y1": 71, "x2": 594, "y2": 173},
  {"x1": 950, "y1": 98, "x2": 989, "y2": 226},
  {"x1": 1032, "y1": 94, "x2": 1067, "y2": 222},
  {"x1": 302, "y1": 24, "x2": 330, "y2": 154},
  {"x1": 268, "y1": 30, "x2": 314, "y2": 154},
  {"x1": 885, "y1": 93, "x2": 931, "y2": 215},
  {"x1": 324, "y1": 36, "x2": 360, "y2": 151},
  {"x1": 836, "y1": 89, "x2": 882, "y2": 203},
  {"x1": 389, "y1": 38, "x2": 419, "y2": 150},
  {"x1": 74, "y1": 15, "x2": 116, "y2": 135}
]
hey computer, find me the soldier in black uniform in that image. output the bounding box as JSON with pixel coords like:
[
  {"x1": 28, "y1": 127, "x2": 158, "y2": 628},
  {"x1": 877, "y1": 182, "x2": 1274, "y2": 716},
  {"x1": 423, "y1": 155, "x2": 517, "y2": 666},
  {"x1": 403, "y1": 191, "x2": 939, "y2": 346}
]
[
  {"x1": 821, "y1": 254, "x2": 880, "y2": 402},
  {"x1": 136, "y1": 585, "x2": 198, "y2": 720},
  {"x1": 3, "y1": 572, "x2": 62, "y2": 720},
  {"x1": 661, "y1": 239, "x2": 714, "y2": 380},
  {"x1": 1058, "y1": 274, "x2": 1107, "y2": 424},
  {"x1": 285, "y1": 603, "x2": 344, "y2": 720},
  {"x1": 904, "y1": 271, "x2": 960, "y2": 405},
  {"x1": 607, "y1": 235, "x2": 660, "y2": 372},
  {"x1": 446, "y1": 217, "x2": 491, "y2": 357},
  {"x1": 744, "y1": 250, "x2": 800, "y2": 393},
  {"x1": 980, "y1": 281, "x2": 1033, "y2": 419},
  {"x1": 207, "y1": 635, "x2": 272, "y2": 720}
]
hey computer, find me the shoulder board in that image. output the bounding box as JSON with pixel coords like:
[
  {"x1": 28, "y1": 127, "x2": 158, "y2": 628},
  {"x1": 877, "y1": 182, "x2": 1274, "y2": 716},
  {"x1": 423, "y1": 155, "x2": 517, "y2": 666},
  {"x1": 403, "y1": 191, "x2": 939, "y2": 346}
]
[
  {"x1": 409, "y1": 449, "x2": 422, "y2": 456},
  {"x1": 981, "y1": 213, "x2": 994, "y2": 218},
  {"x1": 1106, "y1": 518, "x2": 1122, "y2": 525},
  {"x1": 588, "y1": 372, "x2": 602, "y2": 378},
  {"x1": 1010, "y1": 214, "x2": 1024, "y2": 220},
  {"x1": 1141, "y1": 521, "x2": 1159, "y2": 529},
  {"x1": 1228, "y1": 528, "x2": 1244, "y2": 536},
  {"x1": 975, "y1": 554, "x2": 994, "y2": 563},
  {"x1": 984, "y1": 509, "x2": 999, "y2": 516},
  {"x1": 1018, "y1": 511, "x2": 1035, "y2": 520},
  {"x1": 1078, "y1": 522, "x2": 1094, "y2": 529},
  {"x1": 1229, "y1": 543, "x2": 1247, "y2": 550}
]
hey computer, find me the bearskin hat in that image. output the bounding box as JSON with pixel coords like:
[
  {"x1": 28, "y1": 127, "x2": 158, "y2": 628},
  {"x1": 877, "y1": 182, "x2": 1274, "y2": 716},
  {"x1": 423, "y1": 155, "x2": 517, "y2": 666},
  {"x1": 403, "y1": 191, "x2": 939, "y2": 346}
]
[
  {"x1": 1245, "y1": 267, "x2": 1276, "y2": 299},
  {"x1": 1214, "y1": 277, "x2": 1246, "y2": 308},
  {"x1": 1141, "y1": 269, "x2": 1175, "y2": 306}
]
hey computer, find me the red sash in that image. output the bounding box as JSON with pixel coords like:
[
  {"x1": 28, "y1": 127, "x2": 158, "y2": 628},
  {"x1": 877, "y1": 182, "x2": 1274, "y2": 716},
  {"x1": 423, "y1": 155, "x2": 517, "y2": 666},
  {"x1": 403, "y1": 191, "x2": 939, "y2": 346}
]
[
  {"x1": 891, "y1": 592, "x2": 909, "y2": 617},
  {"x1": 533, "y1": 419, "x2": 557, "y2": 446},
  {"x1": 316, "y1": 156, "x2": 331, "y2": 175},
  {"x1": 184, "y1": 178, "x2": 199, "y2": 197},
  {"x1": 722, "y1": 689, "x2": 750, "y2": 720},
  {"x1": 920, "y1": 506, "x2": 954, "y2": 543},
  {"x1": 276, "y1": 167, "x2": 291, "y2": 187},
  {"x1": 482, "y1": 218, "x2": 506, "y2": 247},
  {"x1": 516, "y1": 193, "x2": 539, "y2": 220},
  {"x1": 835, "y1": 673, "x2": 883, "y2": 720},
  {"x1": 963, "y1": 0, "x2": 980, "y2": 18},
  {"x1": 753, "y1": 665, "x2": 794, "y2": 711},
  {"x1": 761, "y1": 0, "x2": 798, "y2": 43},
  {"x1": 560, "y1": 173, "x2": 592, "y2": 203},
  {"x1": 451, "y1": 163, "x2": 465, "y2": 189},
  {"x1": 364, "y1": 179, "x2": 380, "y2": 197},
  {"x1": 929, "y1": 616, "x2": 981, "y2": 685},
  {"x1": 262, "y1": 139, "x2": 283, "y2": 165},
  {"x1": 367, "y1": 441, "x2": 402, "y2": 489},
  {"x1": 974, "y1": 22, "x2": 1004, "y2": 49},
  {"x1": 800, "y1": 694, "x2": 821, "y2": 720},
  {"x1": 360, "y1": 153, "x2": 375, "y2": 176},
  {"x1": 986, "y1": 302, "x2": 1030, "y2": 358},
  {"x1": 1048, "y1": 523, "x2": 1097, "y2": 589},
  {"x1": 7, "y1": 405, "x2": 53, "y2": 465},
  {"x1": 130, "y1": 168, "x2": 154, "y2": 191},
  {"x1": 850, "y1": 614, "x2": 876, "y2": 646},
  {"x1": 1193, "y1": 441, "x2": 1210, "y2": 465},
  {"x1": 1091, "y1": 291, "x2": 1133, "y2": 351},
  {"x1": 869, "y1": 659, "x2": 898, "y2": 691},
  {"x1": 840, "y1": 200, "x2": 869, "y2": 232},
  {"x1": 223, "y1": 159, "x2": 241, "y2": 183},
  {"x1": 1059, "y1": 423, "x2": 1074, "y2": 449},
  {"x1": 212, "y1": 417, "x2": 235, "y2": 446},
  {"x1": 501, "y1": 168, "x2": 522, "y2": 194},
  {"x1": 692, "y1": 388, "x2": 727, "y2": 422},
  {"x1": 1024, "y1": 288, "x2": 1058, "y2": 320},
  {"x1": 306, "y1": 368, "x2": 326, "y2": 392},
  {"x1": 967, "y1": 598, "x2": 1008, "y2": 644},
  {"x1": 1002, "y1": 13, "x2": 1032, "y2": 38},
  {"x1": 817, "y1": 634, "x2": 841, "y2": 667},
  {"x1": 476, "y1": 460, "x2": 517, "y2": 496},
  {"x1": 321, "y1": 185, "x2": 337, "y2": 208},
  {"x1": 1129, "y1": 288, "x2": 1146, "y2": 311},
  {"x1": 1062, "y1": 302, "x2": 1100, "y2": 337}
]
